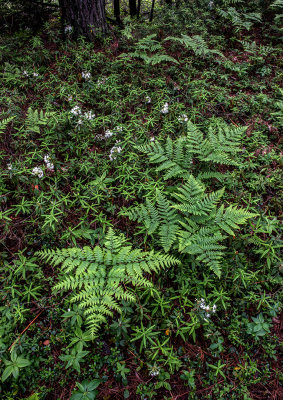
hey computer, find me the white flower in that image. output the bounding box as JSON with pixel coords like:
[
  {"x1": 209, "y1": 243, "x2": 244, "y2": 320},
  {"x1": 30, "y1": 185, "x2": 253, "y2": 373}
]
[
  {"x1": 145, "y1": 96, "x2": 152, "y2": 104},
  {"x1": 84, "y1": 111, "x2": 95, "y2": 120},
  {"x1": 115, "y1": 126, "x2": 123, "y2": 132},
  {"x1": 67, "y1": 308, "x2": 71, "y2": 312},
  {"x1": 178, "y1": 114, "x2": 188, "y2": 122},
  {"x1": 67, "y1": 95, "x2": 73, "y2": 102},
  {"x1": 149, "y1": 371, "x2": 159, "y2": 376},
  {"x1": 212, "y1": 304, "x2": 217, "y2": 313},
  {"x1": 82, "y1": 71, "x2": 92, "y2": 81},
  {"x1": 161, "y1": 102, "x2": 169, "y2": 114},
  {"x1": 7, "y1": 163, "x2": 13, "y2": 170},
  {"x1": 33, "y1": 72, "x2": 39, "y2": 77},
  {"x1": 205, "y1": 313, "x2": 211, "y2": 318},
  {"x1": 77, "y1": 119, "x2": 83, "y2": 125},
  {"x1": 97, "y1": 77, "x2": 107, "y2": 86},
  {"x1": 109, "y1": 142, "x2": 122, "y2": 160},
  {"x1": 150, "y1": 137, "x2": 155, "y2": 142},
  {"x1": 44, "y1": 155, "x2": 54, "y2": 170},
  {"x1": 32, "y1": 167, "x2": 44, "y2": 178},
  {"x1": 70, "y1": 106, "x2": 82, "y2": 116},
  {"x1": 105, "y1": 129, "x2": 114, "y2": 138},
  {"x1": 23, "y1": 70, "x2": 29, "y2": 77},
  {"x1": 64, "y1": 25, "x2": 73, "y2": 34}
]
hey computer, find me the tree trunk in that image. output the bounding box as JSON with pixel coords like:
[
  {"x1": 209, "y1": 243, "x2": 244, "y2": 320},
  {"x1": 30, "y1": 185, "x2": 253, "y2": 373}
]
[
  {"x1": 113, "y1": 0, "x2": 121, "y2": 24},
  {"x1": 59, "y1": 0, "x2": 107, "y2": 40},
  {"x1": 129, "y1": 0, "x2": 137, "y2": 17},
  {"x1": 149, "y1": 0, "x2": 155, "y2": 22}
]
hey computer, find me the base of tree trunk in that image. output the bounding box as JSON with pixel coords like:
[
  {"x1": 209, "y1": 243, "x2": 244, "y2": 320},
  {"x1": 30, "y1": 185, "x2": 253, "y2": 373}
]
[{"x1": 59, "y1": 0, "x2": 107, "y2": 41}]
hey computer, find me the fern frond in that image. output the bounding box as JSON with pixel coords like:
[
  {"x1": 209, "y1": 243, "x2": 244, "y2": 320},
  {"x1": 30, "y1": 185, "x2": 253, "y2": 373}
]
[
  {"x1": 36, "y1": 229, "x2": 179, "y2": 336},
  {"x1": 0, "y1": 116, "x2": 14, "y2": 134},
  {"x1": 215, "y1": 205, "x2": 258, "y2": 235}
]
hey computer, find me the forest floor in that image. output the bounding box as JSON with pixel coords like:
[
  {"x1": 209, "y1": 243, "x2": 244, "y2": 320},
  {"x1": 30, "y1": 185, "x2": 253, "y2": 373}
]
[{"x1": 0, "y1": 4, "x2": 282, "y2": 400}]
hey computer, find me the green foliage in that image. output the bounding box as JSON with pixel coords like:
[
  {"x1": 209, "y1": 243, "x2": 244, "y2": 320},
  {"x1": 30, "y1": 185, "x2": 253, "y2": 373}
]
[
  {"x1": 70, "y1": 379, "x2": 101, "y2": 400},
  {"x1": 123, "y1": 174, "x2": 256, "y2": 276},
  {"x1": 137, "y1": 121, "x2": 246, "y2": 182},
  {"x1": 165, "y1": 35, "x2": 223, "y2": 58},
  {"x1": 2, "y1": 351, "x2": 30, "y2": 382},
  {"x1": 36, "y1": 228, "x2": 179, "y2": 335}
]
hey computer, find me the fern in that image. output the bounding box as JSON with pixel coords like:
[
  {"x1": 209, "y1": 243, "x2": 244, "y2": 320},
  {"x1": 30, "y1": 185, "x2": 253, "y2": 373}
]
[
  {"x1": 36, "y1": 228, "x2": 179, "y2": 336},
  {"x1": 123, "y1": 167, "x2": 257, "y2": 276},
  {"x1": 137, "y1": 121, "x2": 246, "y2": 181},
  {"x1": 120, "y1": 34, "x2": 178, "y2": 65},
  {"x1": 165, "y1": 35, "x2": 223, "y2": 58},
  {"x1": 0, "y1": 116, "x2": 14, "y2": 134},
  {"x1": 138, "y1": 136, "x2": 192, "y2": 180},
  {"x1": 218, "y1": 7, "x2": 261, "y2": 32},
  {"x1": 270, "y1": 0, "x2": 283, "y2": 9},
  {"x1": 25, "y1": 108, "x2": 56, "y2": 133}
]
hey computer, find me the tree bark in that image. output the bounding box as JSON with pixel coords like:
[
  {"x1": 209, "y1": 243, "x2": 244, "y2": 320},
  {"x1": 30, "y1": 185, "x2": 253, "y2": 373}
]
[
  {"x1": 129, "y1": 0, "x2": 137, "y2": 17},
  {"x1": 113, "y1": 0, "x2": 121, "y2": 24},
  {"x1": 59, "y1": 0, "x2": 107, "y2": 40}
]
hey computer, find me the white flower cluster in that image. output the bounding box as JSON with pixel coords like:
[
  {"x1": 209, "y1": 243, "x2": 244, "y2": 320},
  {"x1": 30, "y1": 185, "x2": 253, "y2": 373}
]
[
  {"x1": 161, "y1": 102, "x2": 169, "y2": 114},
  {"x1": 44, "y1": 155, "x2": 54, "y2": 171},
  {"x1": 97, "y1": 77, "x2": 108, "y2": 86},
  {"x1": 70, "y1": 105, "x2": 82, "y2": 116},
  {"x1": 7, "y1": 163, "x2": 13, "y2": 171},
  {"x1": 105, "y1": 126, "x2": 123, "y2": 139},
  {"x1": 109, "y1": 141, "x2": 122, "y2": 161},
  {"x1": 64, "y1": 25, "x2": 73, "y2": 34},
  {"x1": 145, "y1": 95, "x2": 152, "y2": 104},
  {"x1": 197, "y1": 298, "x2": 217, "y2": 318},
  {"x1": 150, "y1": 370, "x2": 159, "y2": 377},
  {"x1": 178, "y1": 114, "x2": 188, "y2": 123},
  {"x1": 22, "y1": 71, "x2": 39, "y2": 78},
  {"x1": 32, "y1": 166, "x2": 44, "y2": 178},
  {"x1": 82, "y1": 71, "x2": 92, "y2": 80},
  {"x1": 84, "y1": 111, "x2": 96, "y2": 120}
]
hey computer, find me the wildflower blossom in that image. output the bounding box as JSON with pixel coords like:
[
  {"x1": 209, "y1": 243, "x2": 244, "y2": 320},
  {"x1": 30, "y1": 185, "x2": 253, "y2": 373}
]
[
  {"x1": 150, "y1": 137, "x2": 155, "y2": 142},
  {"x1": 23, "y1": 70, "x2": 29, "y2": 77},
  {"x1": 70, "y1": 106, "x2": 82, "y2": 116},
  {"x1": 105, "y1": 129, "x2": 114, "y2": 138},
  {"x1": 196, "y1": 298, "x2": 217, "y2": 319},
  {"x1": 97, "y1": 77, "x2": 108, "y2": 86},
  {"x1": 64, "y1": 25, "x2": 73, "y2": 34},
  {"x1": 82, "y1": 71, "x2": 92, "y2": 80},
  {"x1": 77, "y1": 119, "x2": 83, "y2": 126},
  {"x1": 178, "y1": 114, "x2": 188, "y2": 122},
  {"x1": 44, "y1": 155, "x2": 54, "y2": 170},
  {"x1": 67, "y1": 95, "x2": 73, "y2": 102},
  {"x1": 32, "y1": 167, "x2": 44, "y2": 178},
  {"x1": 145, "y1": 95, "x2": 152, "y2": 104},
  {"x1": 109, "y1": 142, "x2": 122, "y2": 161},
  {"x1": 115, "y1": 126, "x2": 123, "y2": 132},
  {"x1": 33, "y1": 72, "x2": 39, "y2": 77},
  {"x1": 7, "y1": 163, "x2": 13, "y2": 170},
  {"x1": 84, "y1": 111, "x2": 95, "y2": 120},
  {"x1": 161, "y1": 102, "x2": 169, "y2": 114}
]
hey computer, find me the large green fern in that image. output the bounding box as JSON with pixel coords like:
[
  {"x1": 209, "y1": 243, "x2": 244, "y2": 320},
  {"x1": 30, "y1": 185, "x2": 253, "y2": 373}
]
[
  {"x1": 122, "y1": 173, "x2": 256, "y2": 277},
  {"x1": 137, "y1": 121, "x2": 246, "y2": 182},
  {"x1": 36, "y1": 228, "x2": 179, "y2": 336}
]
